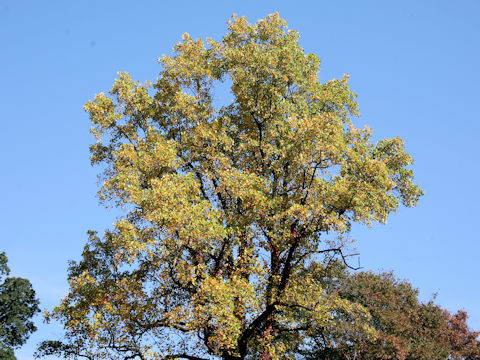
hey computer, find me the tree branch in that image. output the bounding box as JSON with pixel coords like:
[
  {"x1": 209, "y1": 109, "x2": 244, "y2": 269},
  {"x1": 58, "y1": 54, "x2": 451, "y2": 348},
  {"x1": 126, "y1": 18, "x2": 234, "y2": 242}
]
[{"x1": 163, "y1": 354, "x2": 209, "y2": 360}]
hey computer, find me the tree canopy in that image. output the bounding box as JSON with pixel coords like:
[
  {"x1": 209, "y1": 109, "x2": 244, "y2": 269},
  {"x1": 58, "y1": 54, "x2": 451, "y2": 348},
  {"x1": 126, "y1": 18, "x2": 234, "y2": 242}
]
[
  {"x1": 0, "y1": 252, "x2": 40, "y2": 359},
  {"x1": 37, "y1": 14, "x2": 423, "y2": 360},
  {"x1": 307, "y1": 265, "x2": 480, "y2": 359}
]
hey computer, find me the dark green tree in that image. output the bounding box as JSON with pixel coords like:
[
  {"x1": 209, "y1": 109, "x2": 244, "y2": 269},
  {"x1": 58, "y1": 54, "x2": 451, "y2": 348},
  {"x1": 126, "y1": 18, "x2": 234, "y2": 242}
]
[{"x1": 0, "y1": 252, "x2": 40, "y2": 359}]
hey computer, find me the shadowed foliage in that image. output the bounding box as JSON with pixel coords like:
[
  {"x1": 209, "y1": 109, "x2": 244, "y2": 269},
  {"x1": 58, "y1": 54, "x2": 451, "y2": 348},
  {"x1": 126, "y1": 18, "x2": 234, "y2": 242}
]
[{"x1": 0, "y1": 252, "x2": 40, "y2": 359}]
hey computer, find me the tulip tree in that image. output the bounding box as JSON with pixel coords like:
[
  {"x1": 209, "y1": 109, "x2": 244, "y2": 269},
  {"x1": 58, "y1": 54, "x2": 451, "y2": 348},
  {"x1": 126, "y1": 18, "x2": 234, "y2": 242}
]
[{"x1": 37, "y1": 14, "x2": 422, "y2": 360}]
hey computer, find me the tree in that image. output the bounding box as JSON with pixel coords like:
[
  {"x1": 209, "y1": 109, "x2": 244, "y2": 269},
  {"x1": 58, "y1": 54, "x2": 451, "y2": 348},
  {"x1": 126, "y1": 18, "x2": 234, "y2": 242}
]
[
  {"x1": 0, "y1": 252, "x2": 40, "y2": 359},
  {"x1": 443, "y1": 310, "x2": 480, "y2": 359},
  {"x1": 306, "y1": 267, "x2": 480, "y2": 359},
  {"x1": 37, "y1": 14, "x2": 422, "y2": 360}
]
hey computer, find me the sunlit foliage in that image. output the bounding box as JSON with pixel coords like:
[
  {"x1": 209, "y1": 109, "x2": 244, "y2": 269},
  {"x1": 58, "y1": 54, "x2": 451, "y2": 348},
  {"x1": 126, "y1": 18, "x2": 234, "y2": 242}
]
[{"x1": 37, "y1": 14, "x2": 422, "y2": 360}]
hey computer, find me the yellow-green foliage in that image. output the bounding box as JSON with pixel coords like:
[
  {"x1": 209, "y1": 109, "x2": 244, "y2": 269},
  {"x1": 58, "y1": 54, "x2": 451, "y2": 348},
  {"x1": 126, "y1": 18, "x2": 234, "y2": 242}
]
[{"x1": 38, "y1": 14, "x2": 422, "y2": 360}]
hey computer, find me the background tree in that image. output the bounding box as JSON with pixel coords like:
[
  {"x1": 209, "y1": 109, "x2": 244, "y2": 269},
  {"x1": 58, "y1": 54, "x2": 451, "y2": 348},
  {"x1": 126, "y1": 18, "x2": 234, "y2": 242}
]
[
  {"x1": 37, "y1": 14, "x2": 422, "y2": 360},
  {"x1": 306, "y1": 266, "x2": 480, "y2": 360},
  {"x1": 0, "y1": 252, "x2": 40, "y2": 359},
  {"x1": 442, "y1": 310, "x2": 480, "y2": 359}
]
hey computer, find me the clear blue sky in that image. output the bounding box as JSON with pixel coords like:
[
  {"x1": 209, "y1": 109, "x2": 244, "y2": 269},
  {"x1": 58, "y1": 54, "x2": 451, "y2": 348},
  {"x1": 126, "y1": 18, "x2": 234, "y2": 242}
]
[{"x1": 1, "y1": 1, "x2": 479, "y2": 358}]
